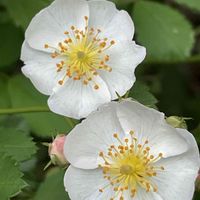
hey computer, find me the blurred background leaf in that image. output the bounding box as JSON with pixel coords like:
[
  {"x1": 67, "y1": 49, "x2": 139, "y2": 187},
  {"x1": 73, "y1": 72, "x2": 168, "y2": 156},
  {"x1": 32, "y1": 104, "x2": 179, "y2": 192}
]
[
  {"x1": 0, "y1": 128, "x2": 37, "y2": 162},
  {"x1": 0, "y1": 23, "x2": 23, "y2": 69},
  {"x1": 33, "y1": 168, "x2": 69, "y2": 200},
  {"x1": 8, "y1": 75, "x2": 72, "y2": 137},
  {"x1": 0, "y1": 73, "x2": 10, "y2": 108},
  {"x1": 130, "y1": 81, "x2": 158, "y2": 108},
  {"x1": 2, "y1": 0, "x2": 53, "y2": 29},
  {"x1": 174, "y1": 0, "x2": 200, "y2": 12},
  {"x1": 133, "y1": 0, "x2": 194, "y2": 62},
  {"x1": 0, "y1": 155, "x2": 27, "y2": 200}
]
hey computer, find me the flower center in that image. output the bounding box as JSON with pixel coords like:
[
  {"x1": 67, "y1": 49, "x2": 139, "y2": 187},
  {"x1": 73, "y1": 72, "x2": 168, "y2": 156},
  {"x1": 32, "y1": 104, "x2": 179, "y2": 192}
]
[
  {"x1": 77, "y1": 51, "x2": 86, "y2": 59},
  {"x1": 98, "y1": 131, "x2": 165, "y2": 200},
  {"x1": 120, "y1": 164, "x2": 134, "y2": 175},
  {"x1": 44, "y1": 16, "x2": 115, "y2": 89}
]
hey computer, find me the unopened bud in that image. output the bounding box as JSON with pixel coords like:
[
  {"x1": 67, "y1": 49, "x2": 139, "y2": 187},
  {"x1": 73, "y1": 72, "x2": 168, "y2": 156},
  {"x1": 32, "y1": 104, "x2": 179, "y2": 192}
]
[
  {"x1": 166, "y1": 116, "x2": 188, "y2": 129},
  {"x1": 196, "y1": 170, "x2": 200, "y2": 191},
  {"x1": 44, "y1": 135, "x2": 68, "y2": 170}
]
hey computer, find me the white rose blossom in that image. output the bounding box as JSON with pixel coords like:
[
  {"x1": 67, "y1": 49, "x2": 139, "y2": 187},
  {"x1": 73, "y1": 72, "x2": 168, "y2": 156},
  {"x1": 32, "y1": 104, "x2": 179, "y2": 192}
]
[
  {"x1": 64, "y1": 100, "x2": 200, "y2": 200},
  {"x1": 21, "y1": 0, "x2": 146, "y2": 119}
]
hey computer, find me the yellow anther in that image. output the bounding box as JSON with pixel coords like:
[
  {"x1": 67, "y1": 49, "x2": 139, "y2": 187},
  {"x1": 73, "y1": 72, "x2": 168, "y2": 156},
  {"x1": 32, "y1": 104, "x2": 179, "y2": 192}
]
[
  {"x1": 150, "y1": 155, "x2": 154, "y2": 159},
  {"x1": 99, "y1": 152, "x2": 103, "y2": 157},
  {"x1": 44, "y1": 44, "x2": 49, "y2": 48},
  {"x1": 58, "y1": 80, "x2": 64, "y2": 85},
  {"x1": 159, "y1": 153, "x2": 163, "y2": 157},
  {"x1": 110, "y1": 40, "x2": 115, "y2": 45},
  {"x1": 146, "y1": 147, "x2": 150, "y2": 151},
  {"x1": 94, "y1": 85, "x2": 99, "y2": 90},
  {"x1": 99, "y1": 189, "x2": 103, "y2": 193},
  {"x1": 83, "y1": 80, "x2": 88, "y2": 85},
  {"x1": 100, "y1": 42, "x2": 106, "y2": 48},
  {"x1": 56, "y1": 63, "x2": 61, "y2": 68}
]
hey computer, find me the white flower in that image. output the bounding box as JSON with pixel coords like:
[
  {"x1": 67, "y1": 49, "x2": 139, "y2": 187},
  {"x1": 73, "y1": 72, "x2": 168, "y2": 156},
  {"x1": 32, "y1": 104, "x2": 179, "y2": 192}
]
[
  {"x1": 21, "y1": 0, "x2": 146, "y2": 119},
  {"x1": 64, "y1": 100, "x2": 200, "y2": 200}
]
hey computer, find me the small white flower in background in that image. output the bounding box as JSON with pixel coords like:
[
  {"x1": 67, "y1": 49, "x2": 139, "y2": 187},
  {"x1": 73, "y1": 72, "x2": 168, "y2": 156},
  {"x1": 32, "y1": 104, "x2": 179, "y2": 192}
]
[
  {"x1": 21, "y1": 0, "x2": 146, "y2": 119},
  {"x1": 64, "y1": 100, "x2": 200, "y2": 200}
]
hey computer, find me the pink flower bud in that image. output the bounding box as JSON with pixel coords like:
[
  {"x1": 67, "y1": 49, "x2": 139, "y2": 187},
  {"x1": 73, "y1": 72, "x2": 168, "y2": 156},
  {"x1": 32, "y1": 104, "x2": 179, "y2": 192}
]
[
  {"x1": 48, "y1": 134, "x2": 68, "y2": 167},
  {"x1": 196, "y1": 170, "x2": 200, "y2": 191}
]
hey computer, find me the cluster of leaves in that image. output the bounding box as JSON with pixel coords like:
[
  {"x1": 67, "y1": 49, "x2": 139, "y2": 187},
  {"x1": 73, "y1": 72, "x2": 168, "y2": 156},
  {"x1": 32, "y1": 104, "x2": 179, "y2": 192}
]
[{"x1": 0, "y1": 0, "x2": 199, "y2": 199}]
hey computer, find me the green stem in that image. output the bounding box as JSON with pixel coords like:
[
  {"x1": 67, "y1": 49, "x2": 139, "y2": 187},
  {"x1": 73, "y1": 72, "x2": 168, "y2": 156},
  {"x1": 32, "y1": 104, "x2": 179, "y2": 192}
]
[
  {"x1": 0, "y1": 106, "x2": 76, "y2": 129},
  {"x1": 0, "y1": 106, "x2": 50, "y2": 115},
  {"x1": 145, "y1": 55, "x2": 200, "y2": 65}
]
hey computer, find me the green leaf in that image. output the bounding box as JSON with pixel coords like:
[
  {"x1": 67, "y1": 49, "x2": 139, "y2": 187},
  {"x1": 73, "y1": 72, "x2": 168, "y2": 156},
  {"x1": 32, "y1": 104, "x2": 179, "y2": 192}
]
[
  {"x1": 175, "y1": 0, "x2": 200, "y2": 12},
  {"x1": 193, "y1": 124, "x2": 200, "y2": 143},
  {"x1": 0, "y1": 10, "x2": 11, "y2": 24},
  {"x1": 194, "y1": 191, "x2": 200, "y2": 200},
  {"x1": 34, "y1": 168, "x2": 69, "y2": 200},
  {"x1": 112, "y1": 0, "x2": 133, "y2": 6},
  {"x1": 130, "y1": 81, "x2": 158, "y2": 107},
  {"x1": 0, "y1": 155, "x2": 27, "y2": 200},
  {"x1": 8, "y1": 75, "x2": 72, "y2": 137},
  {"x1": 159, "y1": 65, "x2": 188, "y2": 115},
  {"x1": 0, "y1": 127, "x2": 37, "y2": 162},
  {"x1": 2, "y1": 0, "x2": 53, "y2": 29},
  {"x1": 0, "y1": 73, "x2": 11, "y2": 124},
  {"x1": 133, "y1": 0, "x2": 194, "y2": 62},
  {"x1": 0, "y1": 23, "x2": 23, "y2": 68},
  {"x1": 0, "y1": 73, "x2": 10, "y2": 108},
  {"x1": 1, "y1": 115, "x2": 30, "y2": 133}
]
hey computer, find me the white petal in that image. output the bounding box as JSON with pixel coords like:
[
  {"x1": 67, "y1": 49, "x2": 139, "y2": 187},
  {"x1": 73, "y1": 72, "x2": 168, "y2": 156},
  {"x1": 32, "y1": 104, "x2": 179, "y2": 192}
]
[
  {"x1": 88, "y1": 0, "x2": 134, "y2": 41},
  {"x1": 153, "y1": 129, "x2": 199, "y2": 200},
  {"x1": 117, "y1": 187, "x2": 163, "y2": 200},
  {"x1": 88, "y1": 0, "x2": 118, "y2": 29},
  {"x1": 65, "y1": 166, "x2": 163, "y2": 200},
  {"x1": 25, "y1": 0, "x2": 89, "y2": 51},
  {"x1": 64, "y1": 166, "x2": 116, "y2": 200},
  {"x1": 99, "y1": 41, "x2": 146, "y2": 99},
  {"x1": 115, "y1": 101, "x2": 188, "y2": 158},
  {"x1": 102, "y1": 10, "x2": 134, "y2": 41},
  {"x1": 134, "y1": 188, "x2": 163, "y2": 200},
  {"x1": 107, "y1": 41, "x2": 146, "y2": 71},
  {"x1": 176, "y1": 128, "x2": 200, "y2": 164},
  {"x1": 48, "y1": 76, "x2": 111, "y2": 119},
  {"x1": 21, "y1": 42, "x2": 64, "y2": 95},
  {"x1": 21, "y1": 42, "x2": 49, "y2": 62},
  {"x1": 64, "y1": 102, "x2": 124, "y2": 169}
]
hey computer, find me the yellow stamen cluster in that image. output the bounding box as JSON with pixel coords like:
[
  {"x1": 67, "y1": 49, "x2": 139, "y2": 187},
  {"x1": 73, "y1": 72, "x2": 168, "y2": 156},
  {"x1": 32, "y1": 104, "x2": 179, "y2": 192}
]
[
  {"x1": 44, "y1": 16, "x2": 115, "y2": 89},
  {"x1": 98, "y1": 130, "x2": 165, "y2": 199}
]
